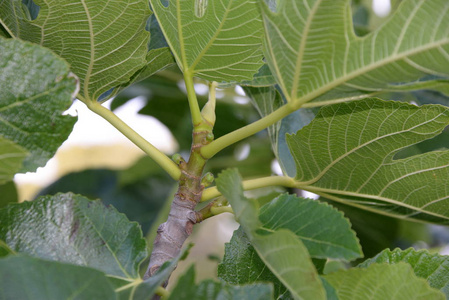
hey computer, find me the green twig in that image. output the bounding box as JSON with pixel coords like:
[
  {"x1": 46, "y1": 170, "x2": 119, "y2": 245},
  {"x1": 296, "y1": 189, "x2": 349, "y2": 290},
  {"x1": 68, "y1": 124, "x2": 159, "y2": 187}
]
[
  {"x1": 201, "y1": 176, "x2": 297, "y2": 202},
  {"x1": 201, "y1": 104, "x2": 295, "y2": 159},
  {"x1": 85, "y1": 101, "x2": 181, "y2": 180}
]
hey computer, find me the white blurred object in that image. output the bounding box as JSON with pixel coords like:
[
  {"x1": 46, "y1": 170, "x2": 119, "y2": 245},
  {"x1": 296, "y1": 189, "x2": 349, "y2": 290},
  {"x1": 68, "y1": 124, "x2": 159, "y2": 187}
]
[
  {"x1": 14, "y1": 97, "x2": 176, "y2": 186},
  {"x1": 372, "y1": 0, "x2": 391, "y2": 17}
]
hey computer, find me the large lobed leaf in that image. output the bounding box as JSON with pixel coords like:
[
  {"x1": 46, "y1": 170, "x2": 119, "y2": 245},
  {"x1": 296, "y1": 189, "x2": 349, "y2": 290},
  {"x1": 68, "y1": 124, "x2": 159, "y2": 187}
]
[
  {"x1": 359, "y1": 248, "x2": 449, "y2": 298},
  {"x1": 0, "y1": 193, "x2": 147, "y2": 279},
  {"x1": 150, "y1": 0, "x2": 264, "y2": 82},
  {"x1": 0, "y1": 38, "x2": 77, "y2": 172},
  {"x1": 216, "y1": 169, "x2": 326, "y2": 300},
  {"x1": 0, "y1": 0, "x2": 151, "y2": 101},
  {"x1": 260, "y1": 0, "x2": 449, "y2": 106},
  {"x1": 324, "y1": 263, "x2": 445, "y2": 300},
  {"x1": 288, "y1": 98, "x2": 449, "y2": 223}
]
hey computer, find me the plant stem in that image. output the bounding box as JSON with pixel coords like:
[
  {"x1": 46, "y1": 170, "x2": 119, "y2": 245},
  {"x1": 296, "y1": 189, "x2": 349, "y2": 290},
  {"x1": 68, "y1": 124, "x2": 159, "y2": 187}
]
[
  {"x1": 184, "y1": 72, "x2": 203, "y2": 125},
  {"x1": 85, "y1": 101, "x2": 181, "y2": 180},
  {"x1": 201, "y1": 103, "x2": 296, "y2": 159},
  {"x1": 156, "y1": 286, "x2": 170, "y2": 298},
  {"x1": 201, "y1": 176, "x2": 297, "y2": 202},
  {"x1": 210, "y1": 206, "x2": 233, "y2": 215}
]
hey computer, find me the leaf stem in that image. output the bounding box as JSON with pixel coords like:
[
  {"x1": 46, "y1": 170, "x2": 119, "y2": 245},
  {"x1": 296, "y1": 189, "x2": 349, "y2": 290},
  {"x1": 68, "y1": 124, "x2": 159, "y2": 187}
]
[
  {"x1": 156, "y1": 286, "x2": 170, "y2": 298},
  {"x1": 201, "y1": 103, "x2": 295, "y2": 158},
  {"x1": 85, "y1": 101, "x2": 181, "y2": 180},
  {"x1": 201, "y1": 175, "x2": 297, "y2": 202},
  {"x1": 184, "y1": 72, "x2": 203, "y2": 125}
]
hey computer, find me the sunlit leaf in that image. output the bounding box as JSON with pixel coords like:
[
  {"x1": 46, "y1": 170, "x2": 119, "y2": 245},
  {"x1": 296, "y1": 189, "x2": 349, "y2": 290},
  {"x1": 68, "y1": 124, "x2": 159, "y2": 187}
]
[
  {"x1": 288, "y1": 98, "x2": 449, "y2": 223},
  {"x1": 150, "y1": 0, "x2": 264, "y2": 82},
  {"x1": 0, "y1": 38, "x2": 77, "y2": 172},
  {"x1": 0, "y1": 0, "x2": 151, "y2": 101},
  {"x1": 260, "y1": 0, "x2": 449, "y2": 106}
]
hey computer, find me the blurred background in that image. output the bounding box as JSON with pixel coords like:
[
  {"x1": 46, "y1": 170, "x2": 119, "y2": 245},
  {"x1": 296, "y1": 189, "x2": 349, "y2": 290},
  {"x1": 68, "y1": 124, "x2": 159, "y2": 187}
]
[{"x1": 9, "y1": 0, "x2": 449, "y2": 284}]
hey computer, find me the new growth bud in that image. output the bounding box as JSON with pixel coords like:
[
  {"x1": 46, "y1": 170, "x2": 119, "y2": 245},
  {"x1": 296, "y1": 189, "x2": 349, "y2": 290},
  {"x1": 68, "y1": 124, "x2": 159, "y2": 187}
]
[
  {"x1": 201, "y1": 81, "x2": 217, "y2": 125},
  {"x1": 206, "y1": 132, "x2": 214, "y2": 142},
  {"x1": 201, "y1": 172, "x2": 214, "y2": 187},
  {"x1": 172, "y1": 153, "x2": 185, "y2": 165}
]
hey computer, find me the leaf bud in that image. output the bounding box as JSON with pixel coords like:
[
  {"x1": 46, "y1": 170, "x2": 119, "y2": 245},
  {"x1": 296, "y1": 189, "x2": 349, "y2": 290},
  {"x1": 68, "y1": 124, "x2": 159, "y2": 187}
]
[{"x1": 201, "y1": 172, "x2": 214, "y2": 187}]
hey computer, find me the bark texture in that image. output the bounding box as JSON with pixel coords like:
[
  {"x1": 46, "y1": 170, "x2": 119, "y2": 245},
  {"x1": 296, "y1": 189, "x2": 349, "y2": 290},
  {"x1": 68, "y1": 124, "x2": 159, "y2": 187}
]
[{"x1": 144, "y1": 127, "x2": 212, "y2": 280}]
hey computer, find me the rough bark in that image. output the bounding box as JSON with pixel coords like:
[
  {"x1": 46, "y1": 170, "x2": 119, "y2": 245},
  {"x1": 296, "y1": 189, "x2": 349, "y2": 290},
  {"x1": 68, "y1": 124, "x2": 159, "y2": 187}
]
[{"x1": 144, "y1": 127, "x2": 212, "y2": 280}]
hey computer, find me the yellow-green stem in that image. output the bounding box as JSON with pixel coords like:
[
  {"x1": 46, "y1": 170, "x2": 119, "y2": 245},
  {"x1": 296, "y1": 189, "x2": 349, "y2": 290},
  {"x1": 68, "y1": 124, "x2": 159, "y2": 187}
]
[
  {"x1": 85, "y1": 101, "x2": 181, "y2": 180},
  {"x1": 184, "y1": 72, "x2": 203, "y2": 125},
  {"x1": 201, "y1": 103, "x2": 296, "y2": 159},
  {"x1": 201, "y1": 176, "x2": 297, "y2": 202},
  {"x1": 156, "y1": 286, "x2": 170, "y2": 298}
]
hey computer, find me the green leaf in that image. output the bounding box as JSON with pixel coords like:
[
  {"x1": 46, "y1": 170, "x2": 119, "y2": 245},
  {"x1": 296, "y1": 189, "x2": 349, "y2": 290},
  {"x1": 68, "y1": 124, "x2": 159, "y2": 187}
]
[
  {"x1": 216, "y1": 169, "x2": 326, "y2": 300},
  {"x1": 0, "y1": 137, "x2": 27, "y2": 184},
  {"x1": 260, "y1": 0, "x2": 449, "y2": 106},
  {"x1": 218, "y1": 227, "x2": 291, "y2": 299},
  {"x1": 324, "y1": 263, "x2": 445, "y2": 300},
  {"x1": 0, "y1": 193, "x2": 147, "y2": 279},
  {"x1": 170, "y1": 265, "x2": 273, "y2": 300},
  {"x1": 0, "y1": 0, "x2": 151, "y2": 101},
  {"x1": 0, "y1": 181, "x2": 18, "y2": 209},
  {"x1": 287, "y1": 98, "x2": 449, "y2": 223},
  {"x1": 112, "y1": 48, "x2": 176, "y2": 99},
  {"x1": 260, "y1": 194, "x2": 362, "y2": 261},
  {"x1": 359, "y1": 248, "x2": 449, "y2": 298},
  {"x1": 0, "y1": 255, "x2": 116, "y2": 300},
  {"x1": 321, "y1": 197, "x2": 401, "y2": 260},
  {"x1": 0, "y1": 240, "x2": 14, "y2": 257},
  {"x1": 150, "y1": 0, "x2": 264, "y2": 82},
  {"x1": 0, "y1": 38, "x2": 77, "y2": 172}
]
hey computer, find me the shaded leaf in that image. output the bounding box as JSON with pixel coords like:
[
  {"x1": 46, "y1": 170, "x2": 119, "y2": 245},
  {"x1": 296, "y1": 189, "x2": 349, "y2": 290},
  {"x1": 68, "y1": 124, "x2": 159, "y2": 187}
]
[
  {"x1": 0, "y1": 181, "x2": 18, "y2": 209},
  {"x1": 150, "y1": 0, "x2": 264, "y2": 82},
  {"x1": 0, "y1": 0, "x2": 151, "y2": 101},
  {"x1": 287, "y1": 98, "x2": 449, "y2": 223},
  {"x1": 218, "y1": 227, "x2": 291, "y2": 299},
  {"x1": 320, "y1": 197, "x2": 400, "y2": 260},
  {"x1": 0, "y1": 137, "x2": 27, "y2": 184},
  {"x1": 112, "y1": 48, "x2": 176, "y2": 98},
  {"x1": 0, "y1": 240, "x2": 14, "y2": 257},
  {"x1": 170, "y1": 265, "x2": 273, "y2": 300},
  {"x1": 0, "y1": 193, "x2": 147, "y2": 279},
  {"x1": 260, "y1": 0, "x2": 449, "y2": 106},
  {"x1": 0, "y1": 38, "x2": 77, "y2": 172},
  {"x1": 216, "y1": 169, "x2": 326, "y2": 300},
  {"x1": 260, "y1": 194, "x2": 362, "y2": 261},
  {"x1": 324, "y1": 263, "x2": 445, "y2": 300},
  {"x1": 359, "y1": 248, "x2": 449, "y2": 298},
  {"x1": 0, "y1": 255, "x2": 116, "y2": 300},
  {"x1": 244, "y1": 85, "x2": 318, "y2": 177}
]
